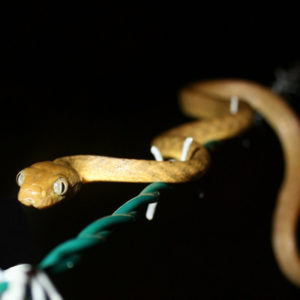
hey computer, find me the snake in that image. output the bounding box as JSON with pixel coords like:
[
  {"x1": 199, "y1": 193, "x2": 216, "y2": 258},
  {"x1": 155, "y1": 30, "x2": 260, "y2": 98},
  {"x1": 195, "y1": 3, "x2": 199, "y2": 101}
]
[{"x1": 16, "y1": 79, "x2": 300, "y2": 287}]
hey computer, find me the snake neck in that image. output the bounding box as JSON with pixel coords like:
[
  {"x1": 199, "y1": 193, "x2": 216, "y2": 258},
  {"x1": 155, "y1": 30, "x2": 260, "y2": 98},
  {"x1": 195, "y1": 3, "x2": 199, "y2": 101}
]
[{"x1": 54, "y1": 148, "x2": 210, "y2": 184}]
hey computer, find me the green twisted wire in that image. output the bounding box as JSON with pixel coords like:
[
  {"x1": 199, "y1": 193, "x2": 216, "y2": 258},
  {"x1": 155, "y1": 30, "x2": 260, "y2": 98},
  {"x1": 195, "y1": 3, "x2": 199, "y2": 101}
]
[{"x1": 38, "y1": 182, "x2": 170, "y2": 274}]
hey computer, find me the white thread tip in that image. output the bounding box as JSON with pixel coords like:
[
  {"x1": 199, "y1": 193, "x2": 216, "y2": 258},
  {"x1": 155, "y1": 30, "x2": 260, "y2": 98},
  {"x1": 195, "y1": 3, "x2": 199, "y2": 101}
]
[
  {"x1": 150, "y1": 146, "x2": 163, "y2": 161},
  {"x1": 230, "y1": 96, "x2": 239, "y2": 114},
  {"x1": 181, "y1": 137, "x2": 193, "y2": 161},
  {"x1": 146, "y1": 202, "x2": 158, "y2": 221}
]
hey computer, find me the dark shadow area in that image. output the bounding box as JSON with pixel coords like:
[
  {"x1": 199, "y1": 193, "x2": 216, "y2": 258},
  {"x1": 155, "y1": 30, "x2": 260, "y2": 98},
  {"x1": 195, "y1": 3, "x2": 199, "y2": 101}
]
[{"x1": 1, "y1": 4, "x2": 300, "y2": 299}]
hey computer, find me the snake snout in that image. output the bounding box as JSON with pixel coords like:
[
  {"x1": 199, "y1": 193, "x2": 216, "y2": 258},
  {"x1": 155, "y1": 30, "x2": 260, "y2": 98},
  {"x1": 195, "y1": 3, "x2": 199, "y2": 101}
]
[
  {"x1": 18, "y1": 185, "x2": 46, "y2": 208},
  {"x1": 18, "y1": 194, "x2": 36, "y2": 207}
]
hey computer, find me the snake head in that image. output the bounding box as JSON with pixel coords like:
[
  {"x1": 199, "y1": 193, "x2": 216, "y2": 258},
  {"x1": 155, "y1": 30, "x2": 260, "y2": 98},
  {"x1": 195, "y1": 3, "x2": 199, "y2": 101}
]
[{"x1": 16, "y1": 161, "x2": 81, "y2": 209}]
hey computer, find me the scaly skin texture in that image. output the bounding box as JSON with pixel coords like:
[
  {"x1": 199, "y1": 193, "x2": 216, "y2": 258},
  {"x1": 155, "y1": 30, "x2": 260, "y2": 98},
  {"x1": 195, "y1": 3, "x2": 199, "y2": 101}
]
[{"x1": 16, "y1": 79, "x2": 300, "y2": 286}]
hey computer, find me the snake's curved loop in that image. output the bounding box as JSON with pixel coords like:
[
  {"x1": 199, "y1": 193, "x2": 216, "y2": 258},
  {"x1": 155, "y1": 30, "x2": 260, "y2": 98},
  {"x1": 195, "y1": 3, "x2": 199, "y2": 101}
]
[
  {"x1": 180, "y1": 80, "x2": 300, "y2": 287},
  {"x1": 16, "y1": 79, "x2": 300, "y2": 287}
]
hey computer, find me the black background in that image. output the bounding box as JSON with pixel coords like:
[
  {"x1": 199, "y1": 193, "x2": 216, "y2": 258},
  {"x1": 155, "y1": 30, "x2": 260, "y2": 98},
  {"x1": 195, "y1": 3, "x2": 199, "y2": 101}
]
[{"x1": 1, "y1": 3, "x2": 300, "y2": 299}]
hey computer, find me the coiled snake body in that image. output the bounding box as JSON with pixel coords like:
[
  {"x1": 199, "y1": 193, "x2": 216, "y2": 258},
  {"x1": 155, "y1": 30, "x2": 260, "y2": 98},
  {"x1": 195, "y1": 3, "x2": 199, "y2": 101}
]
[{"x1": 17, "y1": 80, "x2": 300, "y2": 287}]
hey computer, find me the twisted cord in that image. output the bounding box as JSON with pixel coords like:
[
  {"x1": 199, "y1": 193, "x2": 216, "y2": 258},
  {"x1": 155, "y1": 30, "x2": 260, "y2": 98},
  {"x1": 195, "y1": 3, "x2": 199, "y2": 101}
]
[{"x1": 38, "y1": 182, "x2": 169, "y2": 275}]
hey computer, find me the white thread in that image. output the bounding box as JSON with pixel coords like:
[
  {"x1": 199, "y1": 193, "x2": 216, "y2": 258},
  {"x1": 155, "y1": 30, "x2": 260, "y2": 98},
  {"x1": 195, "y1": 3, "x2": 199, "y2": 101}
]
[
  {"x1": 0, "y1": 264, "x2": 63, "y2": 300},
  {"x1": 181, "y1": 137, "x2": 193, "y2": 161},
  {"x1": 147, "y1": 138, "x2": 194, "y2": 220},
  {"x1": 34, "y1": 271, "x2": 63, "y2": 300},
  {"x1": 31, "y1": 276, "x2": 46, "y2": 300},
  {"x1": 230, "y1": 96, "x2": 239, "y2": 114},
  {"x1": 150, "y1": 146, "x2": 163, "y2": 161},
  {"x1": 146, "y1": 146, "x2": 164, "y2": 220}
]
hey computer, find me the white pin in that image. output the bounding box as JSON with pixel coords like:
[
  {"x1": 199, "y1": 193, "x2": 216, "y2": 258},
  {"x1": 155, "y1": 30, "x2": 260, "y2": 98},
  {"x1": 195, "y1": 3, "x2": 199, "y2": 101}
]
[{"x1": 230, "y1": 95, "x2": 239, "y2": 114}]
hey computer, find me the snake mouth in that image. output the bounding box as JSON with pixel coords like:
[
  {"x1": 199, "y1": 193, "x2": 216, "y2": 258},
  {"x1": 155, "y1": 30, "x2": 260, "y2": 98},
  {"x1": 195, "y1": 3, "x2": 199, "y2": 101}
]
[{"x1": 19, "y1": 197, "x2": 35, "y2": 207}]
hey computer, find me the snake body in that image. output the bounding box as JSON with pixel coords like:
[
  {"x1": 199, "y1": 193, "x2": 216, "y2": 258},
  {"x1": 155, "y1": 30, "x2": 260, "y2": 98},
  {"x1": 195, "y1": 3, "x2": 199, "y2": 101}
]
[{"x1": 17, "y1": 79, "x2": 300, "y2": 286}]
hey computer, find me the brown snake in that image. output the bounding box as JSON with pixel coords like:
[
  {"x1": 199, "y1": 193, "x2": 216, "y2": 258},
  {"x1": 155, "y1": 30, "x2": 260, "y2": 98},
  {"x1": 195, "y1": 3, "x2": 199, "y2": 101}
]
[{"x1": 16, "y1": 79, "x2": 300, "y2": 286}]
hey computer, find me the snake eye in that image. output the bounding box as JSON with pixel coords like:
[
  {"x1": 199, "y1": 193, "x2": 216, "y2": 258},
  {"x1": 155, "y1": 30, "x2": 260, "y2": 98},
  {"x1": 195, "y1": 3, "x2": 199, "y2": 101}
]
[
  {"x1": 16, "y1": 171, "x2": 25, "y2": 186},
  {"x1": 53, "y1": 177, "x2": 68, "y2": 195}
]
